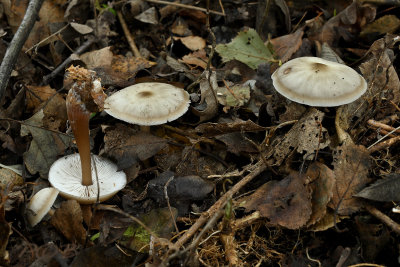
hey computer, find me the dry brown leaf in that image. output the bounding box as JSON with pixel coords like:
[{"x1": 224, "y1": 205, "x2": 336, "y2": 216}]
[
  {"x1": 270, "y1": 28, "x2": 303, "y2": 63},
  {"x1": 80, "y1": 47, "x2": 113, "y2": 69},
  {"x1": 305, "y1": 162, "x2": 335, "y2": 227},
  {"x1": 216, "y1": 133, "x2": 258, "y2": 156},
  {"x1": 192, "y1": 71, "x2": 219, "y2": 123},
  {"x1": 242, "y1": 172, "x2": 312, "y2": 229},
  {"x1": 338, "y1": 35, "x2": 400, "y2": 136},
  {"x1": 103, "y1": 124, "x2": 167, "y2": 170},
  {"x1": 180, "y1": 50, "x2": 208, "y2": 69},
  {"x1": 174, "y1": 36, "x2": 206, "y2": 51},
  {"x1": 267, "y1": 108, "x2": 330, "y2": 165},
  {"x1": 50, "y1": 200, "x2": 87, "y2": 245},
  {"x1": 1, "y1": 0, "x2": 65, "y2": 50},
  {"x1": 329, "y1": 143, "x2": 371, "y2": 215},
  {"x1": 312, "y1": 1, "x2": 375, "y2": 45}
]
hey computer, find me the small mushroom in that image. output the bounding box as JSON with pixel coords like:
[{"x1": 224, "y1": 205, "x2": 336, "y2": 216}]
[
  {"x1": 104, "y1": 82, "x2": 190, "y2": 127},
  {"x1": 48, "y1": 154, "x2": 126, "y2": 204},
  {"x1": 271, "y1": 57, "x2": 367, "y2": 107},
  {"x1": 26, "y1": 187, "x2": 59, "y2": 227}
]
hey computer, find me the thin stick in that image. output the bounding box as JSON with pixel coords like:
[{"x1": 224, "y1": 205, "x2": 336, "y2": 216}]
[
  {"x1": 25, "y1": 23, "x2": 70, "y2": 53},
  {"x1": 0, "y1": 0, "x2": 45, "y2": 102},
  {"x1": 365, "y1": 204, "x2": 400, "y2": 235},
  {"x1": 164, "y1": 175, "x2": 179, "y2": 234},
  {"x1": 117, "y1": 11, "x2": 142, "y2": 58},
  {"x1": 367, "y1": 125, "x2": 400, "y2": 150},
  {"x1": 144, "y1": 0, "x2": 225, "y2": 16},
  {"x1": 42, "y1": 37, "x2": 96, "y2": 85},
  {"x1": 172, "y1": 160, "x2": 266, "y2": 249}
]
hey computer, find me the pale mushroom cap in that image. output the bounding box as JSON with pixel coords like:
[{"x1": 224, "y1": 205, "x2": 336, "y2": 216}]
[
  {"x1": 27, "y1": 187, "x2": 59, "y2": 227},
  {"x1": 104, "y1": 82, "x2": 190, "y2": 126},
  {"x1": 271, "y1": 57, "x2": 367, "y2": 107},
  {"x1": 48, "y1": 154, "x2": 126, "y2": 204}
]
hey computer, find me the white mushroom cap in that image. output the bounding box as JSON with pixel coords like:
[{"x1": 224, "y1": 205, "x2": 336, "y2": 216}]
[
  {"x1": 27, "y1": 187, "x2": 59, "y2": 227},
  {"x1": 104, "y1": 82, "x2": 190, "y2": 126},
  {"x1": 48, "y1": 154, "x2": 126, "y2": 204},
  {"x1": 271, "y1": 57, "x2": 367, "y2": 107}
]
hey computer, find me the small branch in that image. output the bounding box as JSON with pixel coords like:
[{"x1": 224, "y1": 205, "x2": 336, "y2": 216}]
[
  {"x1": 171, "y1": 160, "x2": 266, "y2": 249},
  {"x1": 42, "y1": 37, "x2": 96, "y2": 85},
  {"x1": 365, "y1": 204, "x2": 400, "y2": 235},
  {"x1": 0, "y1": 0, "x2": 45, "y2": 102},
  {"x1": 144, "y1": 0, "x2": 225, "y2": 16},
  {"x1": 117, "y1": 11, "x2": 142, "y2": 58}
]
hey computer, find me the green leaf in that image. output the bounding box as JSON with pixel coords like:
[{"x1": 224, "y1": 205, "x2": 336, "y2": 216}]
[{"x1": 215, "y1": 28, "x2": 274, "y2": 69}]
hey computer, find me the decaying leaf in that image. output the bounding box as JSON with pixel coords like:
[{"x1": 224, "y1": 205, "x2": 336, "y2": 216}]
[
  {"x1": 0, "y1": 168, "x2": 23, "y2": 191},
  {"x1": 21, "y1": 110, "x2": 73, "y2": 177},
  {"x1": 270, "y1": 28, "x2": 304, "y2": 63},
  {"x1": 51, "y1": 200, "x2": 87, "y2": 245},
  {"x1": 346, "y1": 35, "x2": 400, "y2": 129},
  {"x1": 242, "y1": 172, "x2": 312, "y2": 229},
  {"x1": 148, "y1": 171, "x2": 214, "y2": 202},
  {"x1": 103, "y1": 124, "x2": 167, "y2": 170},
  {"x1": 267, "y1": 108, "x2": 330, "y2": 165},
  {"x1": 329, "y1": 143, "x2": 371, "y2": 215},
  {"x1": 216, "y1": 28, "x2": 274, "y2": 69},
  {"x1": 180, "y1": 50, "x2": 208, "y2": 69},
  {"x1": 215, "y1": 83, "x2": 250, "y2": 109},
  {"x1": 192, "y1": 71, "x2": 219, "y2": 123},
  {"x1": 174, "y1": 36, "x2": 206, "y2": 51},
  {"x1": 313, "y1": 1, "x2": 375, "y2": 45},
  {"x1": 0, "y1": 196, "x2": 11, "y2": 265},
  {"x1": 355, "y1": 174, "x2": 400, "y2": 202},
  {"x1": 360, "y1": 15, "x2": 400, "y2": 37},
  {"x1": 305, "y1": 162, "x2": 335, "y2": 227},
  {"x1": 118, "y1": 207, "x2": 177, "y2": 252},
  {"x1": 216, "y1": 133, "x2": 258, "y2": 156},
  {"x1": 70, "y1": 245, "x2": 137, "y2": 267}
]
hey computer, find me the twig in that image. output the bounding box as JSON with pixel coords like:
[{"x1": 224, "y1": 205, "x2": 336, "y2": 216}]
[
  {"x1": 116, "y1": 11, "x2": 142, "y2": 58},
  {"x1": 0, "y1": 0, "x2": 45, "y2": 102},
  {"x1": 164, "y1": 175, "x2": 179, "y2": 234},
  {"x1": 367, "y1": 125, "x2": 400, "y2": 151},
  {"x1": 368, "y1": 135, "x2": 400, "y2": 153},
  {"x1": 25, "y1": 23, "x2": 70, "y2": 54},
  {"x1": 171, "y1": 160, "x2": 266, "y2": 249},
  {"x1": 364, "y1": 204, "x2": 400, "y2": 235},
  {"x1": 42, "y1": 37, "x2": 96, "y2": 85},
  {"x1": 144, "y1": 0, "x2": 225, "y2": 16}
]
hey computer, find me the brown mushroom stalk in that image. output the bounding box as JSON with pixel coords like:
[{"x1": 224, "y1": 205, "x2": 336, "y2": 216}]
[{"x1": 67, "y1": 89, "x2": 92, "y2": 186}]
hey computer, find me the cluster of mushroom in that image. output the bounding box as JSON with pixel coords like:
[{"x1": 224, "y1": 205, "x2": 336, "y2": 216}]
[{"x1": 27, "y1": 66, "x2": 190, "y2": 227}]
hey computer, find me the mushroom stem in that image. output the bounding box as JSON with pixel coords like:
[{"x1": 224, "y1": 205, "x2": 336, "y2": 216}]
[{"x1": 67, "y1": 89, "x2": 93, "y2": 186}]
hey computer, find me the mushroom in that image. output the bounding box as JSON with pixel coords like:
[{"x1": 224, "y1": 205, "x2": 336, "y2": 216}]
[
  {"x1": 271, "y1": 57, "x2": 367, "y2": 107},
  {"x1": 48, "y1": 154, "x2": 126, "y2": 204},
  {"x1": 26, "y1": 187, "x2": 59, "y2": 227},
  {"x1": 103, "y1": 82, "x2": 190, "y2": 129}
]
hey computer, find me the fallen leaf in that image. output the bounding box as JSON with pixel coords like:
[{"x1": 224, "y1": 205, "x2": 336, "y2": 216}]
[
  {"x1": 242, "y1": 172, "x2": 312, "y2": 229},
  {"x1": 215, "y1": 83, "x2": 251, "y2": 108},
  {"x1": 360, "y1": 15, "x2": 400, "y2": 37},
  {"x1": 50, "y1": 200, "x2": 87, "y2": 245},
  {"x1": 305, "y1": 162, "x2": 335, "y2": 227},
  {"x1": 103, "y1": 124, "x2": 167, "y2": 170},
  {"x1": 135, "y1": 7, "x2": 158, "y2": 24},
  {"x1": 0, "y1": 168, "x2": 23, "y2": 191},
  {"x1": 216, "y1": 133, "x2": 258, "y2": 156},
  {"x1": 355, "y1": 173, "x2": 400, "y2": 202},
  {"x1": 216, "y1": 28, "x2": 274, "y2": 69},
  {"x1": 313, "y1": 1, "x2": 376, "y2": 45},
  {"x1": 0, "y1": 202, "x2": 11, "y2": 265},
  {"x1": 118, "y1": 207, "x2": 177, "y2": 252},
  {"x1": 174, "y1": 36, "x2": 206, "y2": 51},
  {"x1": 148, "y1": 171, "x2": 214, "y2": 202},
  {"x1": 80, "y1": 46, "x2": 114, "y2": 69},
  {"x1": 192, "y1": 71, "x2": 219, "y2": 123},
  {"x1": 21, "y1": 110, "x2": 73, "y2": 177},
  {"x1": 267, "y1": 108, "x2": 330, "y2": 165},
  {"x1": 180, "y1": 50, "x2": 208, "y2": 69},
  {"x1": 329, "y1": 143, "x2": 371, "y2": 215},
  {"x1": 270, "y1": 28, "x2": 303, "y2": 63}
]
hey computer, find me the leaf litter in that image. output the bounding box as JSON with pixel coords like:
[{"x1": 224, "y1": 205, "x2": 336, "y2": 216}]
[{"x1": 1, "y1": 0, "x2": 400, "y2": 266}]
